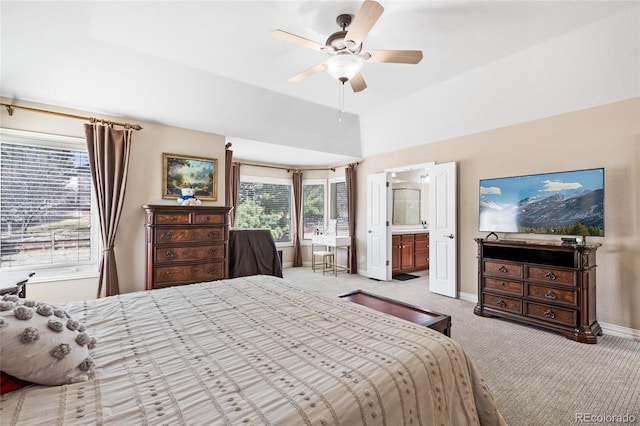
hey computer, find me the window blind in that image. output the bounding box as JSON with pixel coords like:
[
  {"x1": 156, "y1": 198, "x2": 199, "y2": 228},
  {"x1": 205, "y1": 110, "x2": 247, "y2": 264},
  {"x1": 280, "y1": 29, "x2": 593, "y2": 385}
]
[
  {"x1": 236, "y1": 180, "x2": 292, "y2": 243},
  {"x1": 330, "y1": 181, "x2": 349, "y2": 236},
  {"x1": 0, "y1": 141, "x2": 93, "y2": 269}
]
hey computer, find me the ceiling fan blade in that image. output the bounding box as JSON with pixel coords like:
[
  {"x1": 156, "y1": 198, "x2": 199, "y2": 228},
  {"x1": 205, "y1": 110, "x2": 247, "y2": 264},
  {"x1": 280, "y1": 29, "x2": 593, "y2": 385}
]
[
  {"x1": 272, "y1": 29, "x2": 326, "y2": 52},
  {"x1": 349, "y1": 72, "x2": 367, "y2": 93},
  {"x1": 288, "y1": 62, "x2": 326, "y2": 82},
  {"x1": 364, "y1": 49, "x2": 423, "y2": 64},
  {"x1": 345, "y1": 1, "x2": 384, "y2": 49}
]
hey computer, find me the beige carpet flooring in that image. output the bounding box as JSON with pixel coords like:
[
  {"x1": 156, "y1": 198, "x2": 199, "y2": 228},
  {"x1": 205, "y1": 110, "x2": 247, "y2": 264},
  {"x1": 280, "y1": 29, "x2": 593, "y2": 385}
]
[{"x1": 283, "y1": 267, "x2": 640, "y2": 426}]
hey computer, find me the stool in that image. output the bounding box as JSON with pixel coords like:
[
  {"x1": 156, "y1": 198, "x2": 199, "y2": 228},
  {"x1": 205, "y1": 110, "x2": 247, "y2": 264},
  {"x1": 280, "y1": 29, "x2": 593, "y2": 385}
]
[{"x1": 312, "y1": 251, "x2": 336, "y2": 276}]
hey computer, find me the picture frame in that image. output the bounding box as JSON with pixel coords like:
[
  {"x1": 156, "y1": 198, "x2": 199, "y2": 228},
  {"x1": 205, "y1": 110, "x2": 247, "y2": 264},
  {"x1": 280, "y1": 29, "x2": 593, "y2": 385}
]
[{"x1": 162, "y1": 153, "x2": 217, "y2": 201}]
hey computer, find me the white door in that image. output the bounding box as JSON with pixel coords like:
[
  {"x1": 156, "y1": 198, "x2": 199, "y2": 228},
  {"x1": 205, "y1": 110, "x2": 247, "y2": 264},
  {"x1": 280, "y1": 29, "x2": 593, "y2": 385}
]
[
  {"x1": 367, "y1": 173, "x2": 390, "y2": 280},
  {"x1": 429, "y1": 162, "x2": 457, "y2": 297}
]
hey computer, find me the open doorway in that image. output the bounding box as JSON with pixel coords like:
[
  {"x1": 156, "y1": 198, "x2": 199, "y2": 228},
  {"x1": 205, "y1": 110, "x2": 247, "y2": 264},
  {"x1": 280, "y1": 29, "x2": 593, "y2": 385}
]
[
  {"x1": 389, "y1": 165, "x2": 432, "y2": 230},
  {"x1": 367, "y1": 163, "x2": 432, "y2": 282},
  {"x1": 366, "y1": 162, "x2": 458, "y2": 298},
  {"x1": 388, "y1": 163, "x2": 433, "y2": 281}
]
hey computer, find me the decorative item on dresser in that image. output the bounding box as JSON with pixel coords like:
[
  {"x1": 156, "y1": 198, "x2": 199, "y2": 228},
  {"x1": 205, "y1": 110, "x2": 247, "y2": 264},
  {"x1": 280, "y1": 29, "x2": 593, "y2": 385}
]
[
  {"x1": 142, "y1": 205, "x2": 232, "y2": 290},
  {"x1": 474, "y1": 238, "x2": 602, "y2": 344}
]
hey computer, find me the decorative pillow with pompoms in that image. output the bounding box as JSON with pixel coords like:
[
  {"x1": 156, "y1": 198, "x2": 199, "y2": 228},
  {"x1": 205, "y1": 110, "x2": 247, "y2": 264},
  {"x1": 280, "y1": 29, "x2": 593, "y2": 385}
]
[{"x1": 0, "y1": 295, "x2": 96, "y2": 386}]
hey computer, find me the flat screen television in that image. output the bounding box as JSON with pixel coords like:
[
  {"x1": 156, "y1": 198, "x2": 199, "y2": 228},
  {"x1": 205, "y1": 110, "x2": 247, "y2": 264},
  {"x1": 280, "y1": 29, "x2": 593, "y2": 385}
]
[{"x1": 479, "y1": 168, "x2": 604, "y2": 236}]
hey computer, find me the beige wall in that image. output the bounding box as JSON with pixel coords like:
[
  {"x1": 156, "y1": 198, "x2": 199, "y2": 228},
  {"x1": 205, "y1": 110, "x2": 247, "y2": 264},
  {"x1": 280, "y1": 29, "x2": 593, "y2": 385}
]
[
  {"x1": 2, "y1": 97, "x2": 638, "y2": 332},
  {"x1": 357, "y1": 98, "x2": 640, "y2": 330}
]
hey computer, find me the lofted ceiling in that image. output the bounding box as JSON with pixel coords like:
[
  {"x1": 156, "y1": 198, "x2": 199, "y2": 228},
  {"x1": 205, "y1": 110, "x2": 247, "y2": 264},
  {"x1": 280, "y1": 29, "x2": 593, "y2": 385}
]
[{"x1": 1, "y1": 1, "x2": 638, "y2": 167}]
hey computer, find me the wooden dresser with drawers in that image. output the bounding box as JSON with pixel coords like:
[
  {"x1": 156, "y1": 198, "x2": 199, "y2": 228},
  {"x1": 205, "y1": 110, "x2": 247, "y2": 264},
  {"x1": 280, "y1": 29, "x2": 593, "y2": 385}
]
[
  {"x1": 142, "y1": 205, "x2": 232, "y2": 290},
  {"x1": 473, "y1": 238, "x2": 602, "y2": 343}
]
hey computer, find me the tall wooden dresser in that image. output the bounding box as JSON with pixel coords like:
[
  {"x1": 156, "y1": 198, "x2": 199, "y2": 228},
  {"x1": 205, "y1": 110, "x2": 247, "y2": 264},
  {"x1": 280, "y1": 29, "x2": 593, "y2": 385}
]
[
  {"x1": 474, "y1": 238, "x2": 602, "y2": 344},
  {"x1": 142, "y1": 205, "x2": 232, "y2": 290}
]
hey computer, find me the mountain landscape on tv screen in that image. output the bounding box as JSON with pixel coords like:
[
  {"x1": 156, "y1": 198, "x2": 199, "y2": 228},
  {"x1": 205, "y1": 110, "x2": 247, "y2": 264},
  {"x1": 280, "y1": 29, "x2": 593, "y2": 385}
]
[{"x1": 480, "y1": 188, "x2": 604, "y2": 236}]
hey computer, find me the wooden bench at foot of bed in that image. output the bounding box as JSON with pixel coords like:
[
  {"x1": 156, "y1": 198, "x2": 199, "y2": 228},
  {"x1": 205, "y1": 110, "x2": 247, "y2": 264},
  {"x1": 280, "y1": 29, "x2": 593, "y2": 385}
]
[{"x1": 338, "y1": 290, "x2": 452, "y2": 337}]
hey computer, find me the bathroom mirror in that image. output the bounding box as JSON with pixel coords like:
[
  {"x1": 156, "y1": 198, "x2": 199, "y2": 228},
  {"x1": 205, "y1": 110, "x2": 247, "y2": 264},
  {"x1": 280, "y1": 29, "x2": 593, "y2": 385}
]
[{"x1": 392, "y1": 188, "x2": 421, "y2": 225}]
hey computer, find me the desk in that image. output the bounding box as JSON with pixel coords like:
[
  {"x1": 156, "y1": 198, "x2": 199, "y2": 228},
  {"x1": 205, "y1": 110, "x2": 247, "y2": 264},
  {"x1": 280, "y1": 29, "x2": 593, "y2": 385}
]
[
  {"x1": 229, "y1": 229, "x2": 283, "y2": 278},
  {"x1": 0, "y1": 271, "x2": 34, "y2": 297},
  {"x1": 312, "y1": 235, "x2": 351, "y2": 273}
]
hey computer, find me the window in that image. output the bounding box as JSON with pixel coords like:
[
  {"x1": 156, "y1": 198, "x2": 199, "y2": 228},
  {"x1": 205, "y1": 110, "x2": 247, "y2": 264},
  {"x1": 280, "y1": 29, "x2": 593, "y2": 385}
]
[
  {"x1": 302, "y1": 181, "x2": 325, "y2": 240},
  {"x1": 330, "y1": 180, "x2": 349, "y2": 236},
  {"x1": 0, "y1": 129, "x2": 97, "y2": 275},
  {"x1": 235, "y1": 177, "x2": 293, "y2": 244}
]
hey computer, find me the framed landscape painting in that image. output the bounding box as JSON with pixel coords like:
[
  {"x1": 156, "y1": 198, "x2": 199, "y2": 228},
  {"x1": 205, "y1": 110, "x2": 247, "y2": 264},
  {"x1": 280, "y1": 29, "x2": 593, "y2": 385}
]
[{"x1": 162, "y1": 153, "x2": 217, "y2": 201}]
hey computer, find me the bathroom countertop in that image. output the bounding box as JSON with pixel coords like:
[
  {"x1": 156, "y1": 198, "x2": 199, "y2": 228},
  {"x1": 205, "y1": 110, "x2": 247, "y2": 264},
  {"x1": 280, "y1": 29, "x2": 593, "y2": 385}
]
[{"x1": 392, "y1": 227, "x2": 429, "y2": 235}]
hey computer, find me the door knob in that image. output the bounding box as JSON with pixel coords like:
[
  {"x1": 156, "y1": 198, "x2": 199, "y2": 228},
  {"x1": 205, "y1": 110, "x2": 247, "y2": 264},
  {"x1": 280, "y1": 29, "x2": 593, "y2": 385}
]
[{"x1": 446, "y1": 234, "x2": 455, "y2": 239}]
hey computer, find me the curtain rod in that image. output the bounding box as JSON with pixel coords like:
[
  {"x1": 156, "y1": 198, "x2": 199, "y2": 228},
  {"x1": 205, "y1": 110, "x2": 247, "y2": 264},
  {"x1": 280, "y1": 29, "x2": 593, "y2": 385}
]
[
  {"x1": 1, "y1": 102, "x2": 143, "y2": 131},
  {"x1": 236, "y1": 161, "x2": 359, "y2": 173},
  {"x1": 236, "y1": 161, "x2": 334, "y2": 172}
]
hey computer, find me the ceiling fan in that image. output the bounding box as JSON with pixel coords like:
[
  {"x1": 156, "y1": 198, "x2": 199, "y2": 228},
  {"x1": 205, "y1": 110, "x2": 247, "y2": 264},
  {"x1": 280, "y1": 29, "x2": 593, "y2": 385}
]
[{"x1": 272, "y1": 0, "x2": 423, "y2": 93}]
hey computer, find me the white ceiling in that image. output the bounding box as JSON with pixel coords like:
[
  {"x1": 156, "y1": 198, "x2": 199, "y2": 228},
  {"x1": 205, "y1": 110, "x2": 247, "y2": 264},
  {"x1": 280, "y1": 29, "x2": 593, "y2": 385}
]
[{"x1": 1, "y1": 1, "x2": 638, "y2": 167}]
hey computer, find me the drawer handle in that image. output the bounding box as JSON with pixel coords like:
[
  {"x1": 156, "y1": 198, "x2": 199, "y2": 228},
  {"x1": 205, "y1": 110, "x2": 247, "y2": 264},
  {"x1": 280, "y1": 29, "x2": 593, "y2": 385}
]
[
  {"x1": 204, "y1": 216, "x2": 211, "y2": 221},
  {"x1": 545, "y1": 290, "x2": 557, "y2": 300},
  {"x1": 169, "y1": 216, "x2": 177, "y2": 221},
  {"x1": 164, "y1": 232, "x2": 174, "y2": 240},
  {"x1": 208, "y1": 248, "x2": 216, "y2": 256},
  {"x1": 208, "y1": 231, "x2": 216, "y2": 238},
  {"x1": 163, "y1": 251, "x2": 175, "y2": 259},
  {"x1": 543, "y1": 309, "x2": 556, "y2": 319},
  {"x1": 545, "y1": 272, "x2": 557, "y2": 281},
  {"x1": 207, "y1": 267, "x2": 216, "y2": 274},
  {"x1": 500, "y1": 281, "x2": 506, "y2": 286},
  {"x1": 498, "y1": 266, "x2": 508, "y2": 273},
  {"x1": 496, "y1": 299, "x2": 507, "y2": 308}
]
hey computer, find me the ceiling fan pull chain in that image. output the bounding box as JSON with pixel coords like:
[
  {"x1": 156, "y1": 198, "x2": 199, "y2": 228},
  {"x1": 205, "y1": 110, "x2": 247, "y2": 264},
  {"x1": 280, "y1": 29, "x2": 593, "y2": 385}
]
[{"x1": 338, "y1": 81, "x2": 345, "y2": 122}]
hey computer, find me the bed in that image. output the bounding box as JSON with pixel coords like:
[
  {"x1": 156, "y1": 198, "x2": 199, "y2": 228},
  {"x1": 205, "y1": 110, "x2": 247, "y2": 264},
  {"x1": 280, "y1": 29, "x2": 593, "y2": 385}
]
[{"x1": 1, "y1": 275, "x2": 505, "y2": 425}]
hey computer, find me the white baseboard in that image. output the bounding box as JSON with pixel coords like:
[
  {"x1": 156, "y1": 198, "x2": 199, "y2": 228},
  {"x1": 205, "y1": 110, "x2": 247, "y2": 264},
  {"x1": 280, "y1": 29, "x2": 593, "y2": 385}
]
[
  {"x1": 458, "y1": 291, "x2": 478, "y2": 303},
  {"x1": 600, "y1": 322, "x2": 640, "y2": 341}
]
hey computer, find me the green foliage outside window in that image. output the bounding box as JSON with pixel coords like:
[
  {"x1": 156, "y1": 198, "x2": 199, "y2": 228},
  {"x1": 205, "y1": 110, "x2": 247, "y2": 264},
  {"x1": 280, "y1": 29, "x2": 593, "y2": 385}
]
[
  {"x1": 236, "y1": 181, "x2": 292, "y2": 243},
  {"x1": 303, "y1": 184, "x2": 324, "y2": 238}
]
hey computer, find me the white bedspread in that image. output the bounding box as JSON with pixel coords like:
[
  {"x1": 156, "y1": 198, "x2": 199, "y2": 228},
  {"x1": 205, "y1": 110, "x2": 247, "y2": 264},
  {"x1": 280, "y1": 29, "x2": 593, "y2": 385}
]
[{"x1": 1, "y1": 275, "x2": 505, "y2": 425}]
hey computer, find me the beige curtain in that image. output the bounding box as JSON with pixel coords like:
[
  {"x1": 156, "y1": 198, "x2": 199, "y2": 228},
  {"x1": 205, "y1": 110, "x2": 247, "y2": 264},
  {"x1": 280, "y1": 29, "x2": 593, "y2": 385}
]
[
  {"x1": 292, "y1": 171, "x2": 303, "y2": 267},
  {"x1": 345, "y1": 163, "x2": 357, "y2": 274},
  {"x1": 84, "y1": 123, "x2": 132, "y2": 298},
  {"x1": 229, "y1": 162, "x2": 241, "y2": 226}
]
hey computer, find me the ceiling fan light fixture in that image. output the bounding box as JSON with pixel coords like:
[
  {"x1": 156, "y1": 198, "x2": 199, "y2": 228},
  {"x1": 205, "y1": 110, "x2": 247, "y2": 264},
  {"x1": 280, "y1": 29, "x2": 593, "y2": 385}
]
[{"x1": 325, "y1": 54, "x2": 364, "y2": 82}]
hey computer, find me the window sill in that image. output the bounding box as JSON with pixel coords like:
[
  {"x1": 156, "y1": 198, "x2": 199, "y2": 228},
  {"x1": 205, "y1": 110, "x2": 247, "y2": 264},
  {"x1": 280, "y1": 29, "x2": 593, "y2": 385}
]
[
  {"x1": 274, "y1": 242, "x2": 293, "y2": 249},
  {"x1": 26, "y1": 269, "x2": 99, "y2": 284}
]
